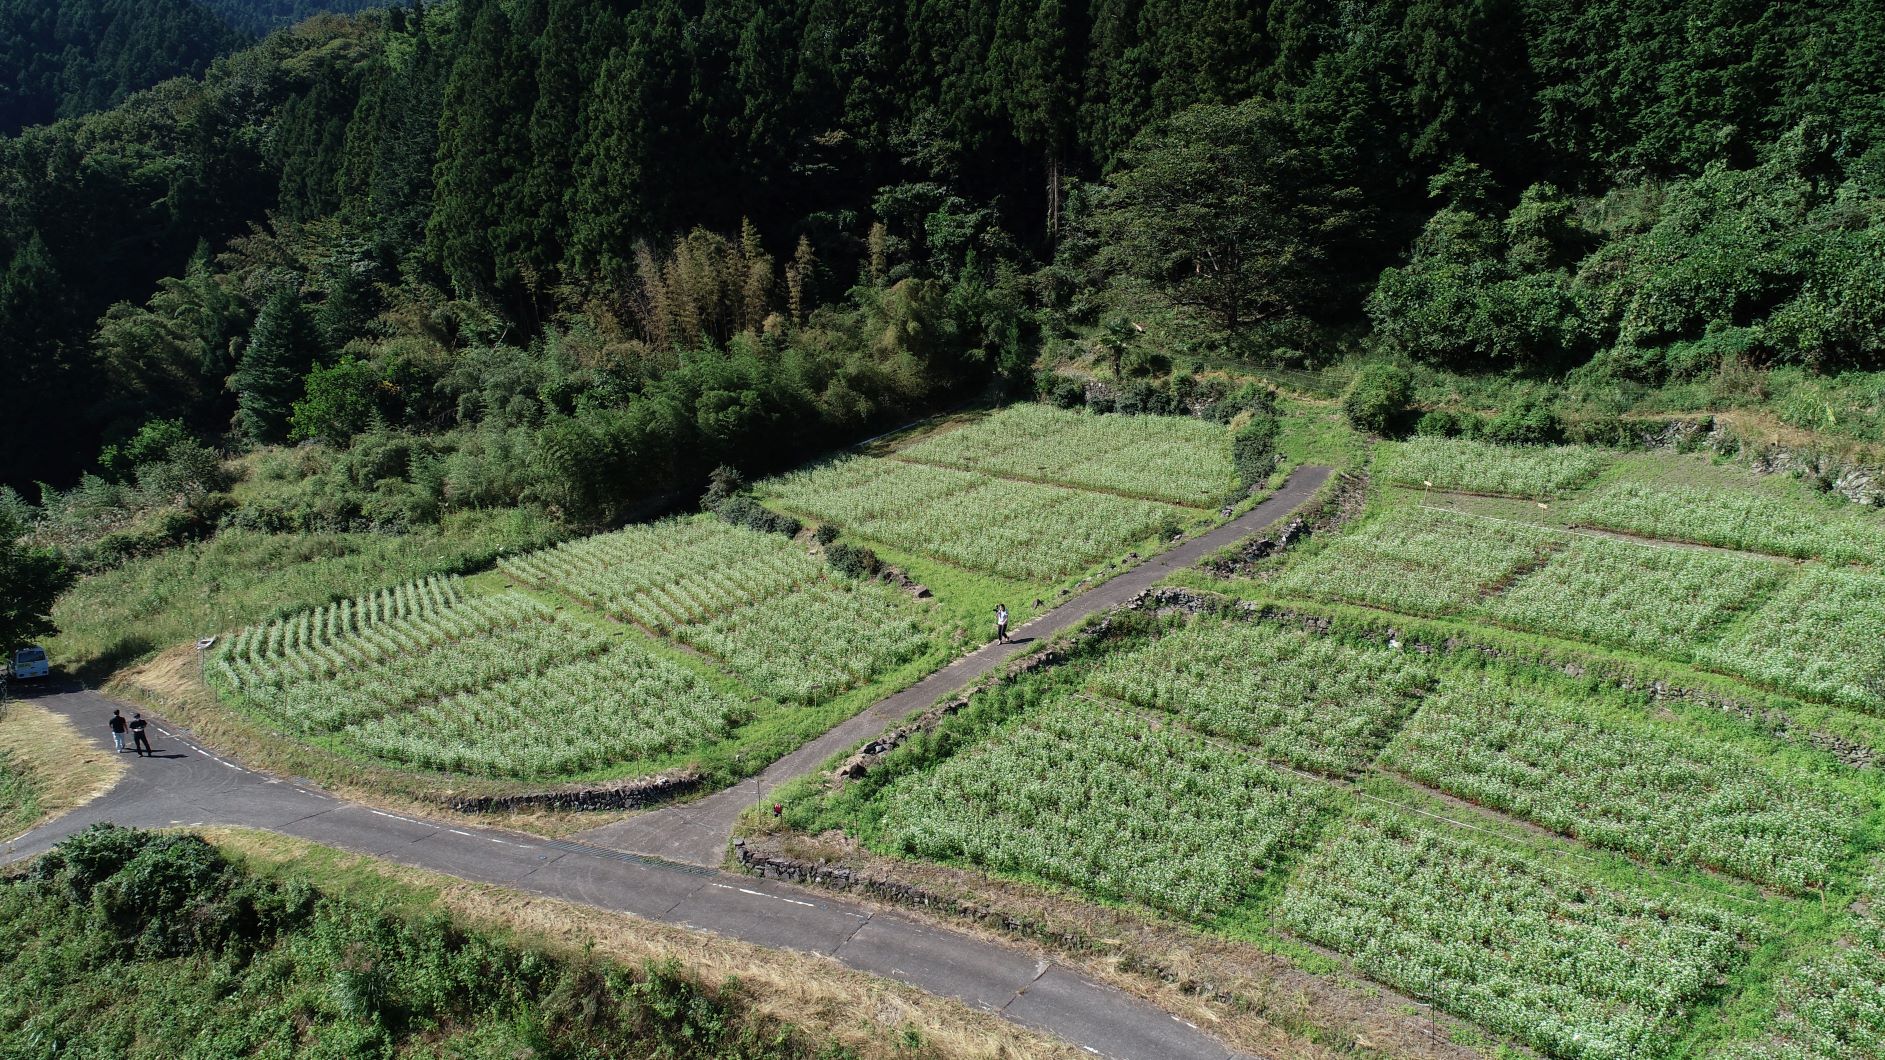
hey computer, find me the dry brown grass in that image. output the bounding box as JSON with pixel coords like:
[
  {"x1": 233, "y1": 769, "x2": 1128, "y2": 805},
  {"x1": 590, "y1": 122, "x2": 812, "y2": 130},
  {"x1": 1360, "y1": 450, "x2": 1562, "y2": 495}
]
[
  {"x1": 742, "y1": 832, "x2": 1493, "y2": 1060},
  {"x1": 204, "y1": 827, "x2": 1084, "y2": 1060},
  {"x1": 108, "y1": 645, "x2": 648, "y2": 838},
  {"x1": 0, "y1": 700, "x2": 126, "y2": 837}
]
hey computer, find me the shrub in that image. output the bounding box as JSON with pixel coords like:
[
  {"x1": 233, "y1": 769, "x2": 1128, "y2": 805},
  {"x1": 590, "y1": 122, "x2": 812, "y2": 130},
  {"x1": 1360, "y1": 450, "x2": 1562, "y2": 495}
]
[
  {"x1": 1481, "y1": 395, "x2": 1563, "y2": 445},
  {"x1": 813, "y1": 523, "x2": 840, "y2": 546},
  {"x1": 713, "y1": 495, "x2": 801, "y2": 538},
  {"x1": 1231, "y1": 414, "x2": 1280, "y2": 488},
  {"x1": 1039, "y1": 374, "x2": 1086, "y2": 408},
  {"x1": 1341, "y1": 363, "x2": 1415, "y2": 436},
  {"x1": 700, "y1": 465, "x2": 745, "y2": 510},
  {"x1": 825, "y1": 541, "x2": 882, "y2": 579},
  {"x1": 1415, "y1": 410, "x2": 1460, "y2": 437}
]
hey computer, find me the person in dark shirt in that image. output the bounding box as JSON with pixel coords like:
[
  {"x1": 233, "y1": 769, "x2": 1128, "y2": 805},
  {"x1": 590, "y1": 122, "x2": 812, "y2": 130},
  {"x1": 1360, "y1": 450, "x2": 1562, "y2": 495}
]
[
  {"x1": 108, "y1": 709, "x2": 127, "y2": 753},
  {"x1": 128, "y1": 713, "x2": 152, "y2": 757}
]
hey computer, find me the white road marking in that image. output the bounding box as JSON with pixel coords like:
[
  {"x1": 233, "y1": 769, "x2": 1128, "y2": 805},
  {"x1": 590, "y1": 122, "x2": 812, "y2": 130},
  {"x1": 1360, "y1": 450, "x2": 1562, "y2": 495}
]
[{"x1": 738, "y1": 887, "x2": 816, "y2": 908}]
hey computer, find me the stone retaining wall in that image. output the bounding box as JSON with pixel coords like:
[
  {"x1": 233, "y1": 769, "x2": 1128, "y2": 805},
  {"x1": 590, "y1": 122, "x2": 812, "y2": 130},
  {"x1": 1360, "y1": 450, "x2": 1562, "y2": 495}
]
[{"x1": 438, "y1": 769, "x2": 702, "y2": 813}]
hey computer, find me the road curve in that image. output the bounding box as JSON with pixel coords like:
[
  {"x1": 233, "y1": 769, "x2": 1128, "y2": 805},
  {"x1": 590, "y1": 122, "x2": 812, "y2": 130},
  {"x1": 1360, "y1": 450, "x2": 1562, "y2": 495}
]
[
  {"x1": 576, "y1": 464, "x2": 1334, "y2": 864},
  {"x1": 3, "y1": 465, "x2": 1332, "y2": 1060}
]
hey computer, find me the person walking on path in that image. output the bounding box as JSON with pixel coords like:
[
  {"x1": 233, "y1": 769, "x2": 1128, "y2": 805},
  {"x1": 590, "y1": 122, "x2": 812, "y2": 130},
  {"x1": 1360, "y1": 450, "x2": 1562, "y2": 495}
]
[
  {"x1": 994, "y1": 604, "x2": 1010, "y2": 644},
  {"x1": 108, "y1": 710, "x2": 128, "y2": 753},
  {"x1": 128, "y1": 712, "x2": 152, "y2": 757}
]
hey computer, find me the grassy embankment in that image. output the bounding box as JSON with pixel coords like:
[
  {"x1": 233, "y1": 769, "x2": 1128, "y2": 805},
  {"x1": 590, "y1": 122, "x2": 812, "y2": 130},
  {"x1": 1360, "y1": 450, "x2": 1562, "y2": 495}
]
[
  {"x1": 0, "y1": 700, "x2": 125, "y2": 839},
  {"x1": 0, "y1": 824, "x2": 1073, "y2": 1060}
]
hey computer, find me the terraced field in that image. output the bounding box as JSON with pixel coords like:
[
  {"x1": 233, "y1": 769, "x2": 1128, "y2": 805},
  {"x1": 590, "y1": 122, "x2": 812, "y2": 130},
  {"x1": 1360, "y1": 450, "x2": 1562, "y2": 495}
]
[
  {"x1": 876, "y1": 695, "x2": 1328, "y2": 919},
  {"x1": 204, "y1": 408, "x2": 1246, "y2": 785},
  {"x1": 1381, "y1": 436, "x2": 1611, "y2": 498},
  {"x1": 501, "y1": 518, "x2": 931, "y2": 703},
  {"x1": 1089, "y1": 618, "x2": 1431, "y2": 775},
  {"x1": 895, "y1": 403, "x2": 1237, "y2": 506},
  {"x1": 1479, "y1": 536, "x2": 1786, "y2": 657},
  {"x1": 1273, "y1": 506, "x2": 1560, "y2": 615},
  {"x1": 211, "y1": 577, "x2": 752, "y2": 779},
  {"x1": 777, "y1": 440, "x2": 1885, "y2": 1060},
  {"x1": 1278, "y1": 806, "x2": 1758, "y2": 1060},
  {"x1": 763, "y1": 456, "x2": 1202, "y2": 583},
  {"x1": 1567, "y1": 478, "x2": 1885, "y2": 563}
]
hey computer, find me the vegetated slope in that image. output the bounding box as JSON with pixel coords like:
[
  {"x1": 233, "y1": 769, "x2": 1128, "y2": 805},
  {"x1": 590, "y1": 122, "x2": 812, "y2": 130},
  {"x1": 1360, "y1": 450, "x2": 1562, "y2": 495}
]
[
  {"x1": 8, "y1": 0, "x2": 1885, "y2": 514},
  {"x1": 0, "y1": 825, "x2": 851, "y2": 1058},
  {"x1": 0, "y1": 0, "x2": 247, "y2": 135},
  {"x1": 0, "y1": 0, "x2": 394, "y2": 136},
  {"x1": 197, "y1": 0, "x2": 388, "y2": 36}
]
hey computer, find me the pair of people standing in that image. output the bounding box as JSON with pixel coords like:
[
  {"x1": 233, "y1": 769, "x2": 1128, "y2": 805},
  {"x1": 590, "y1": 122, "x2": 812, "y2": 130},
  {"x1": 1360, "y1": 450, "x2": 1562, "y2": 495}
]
[{"x1": 108, "y1": 709, "x2": 153, "y2": 756}]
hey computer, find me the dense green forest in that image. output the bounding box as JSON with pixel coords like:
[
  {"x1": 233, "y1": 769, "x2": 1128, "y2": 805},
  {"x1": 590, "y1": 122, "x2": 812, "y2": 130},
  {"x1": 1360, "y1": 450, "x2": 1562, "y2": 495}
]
[
  {"x1": 3, "y1": 0, "x2": 1883, "y2": 569},
  {"x1": 0, "y1": 0, "x2": 388, "y2": 135}
]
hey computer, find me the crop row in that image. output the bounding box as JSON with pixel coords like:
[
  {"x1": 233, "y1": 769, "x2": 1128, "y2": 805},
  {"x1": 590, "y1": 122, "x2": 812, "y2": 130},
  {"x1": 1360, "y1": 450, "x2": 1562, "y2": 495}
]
[
  {"x1": 895, "y1": 403, "x2": 1236, "y2": 506},
  {"x1": 499, "y1": 514, "x2": 936, "y2": 703},
  {"x1": 216, "y1": 580, "x2": 552, "y2": 694},
  {"x1": 1383, "y1": 669, "x2": 1866, "y2": 892},
  {"x1": 1274, "y1": 505, "x2": 1884, "y2": 714},
  {"x1": 766, "y1": 457, "x2": 1194, "y2": 583},
  {"x1": 1701, "y1": 566, "x2": 1885, "y2": 713},
  {"x1": 1567, "y1": 480, "x2": 1885, "y2": 564},
  {"x1": 1382, "y1": 437, "x2": 1611, "y2": 498},
  {"x1": 499, "y1": 517, "x2": 822, "y2": 628},
  {"x1": 342, "y1": 645, "x2": 751, "y2": 779},
  {"x1": 676, "y1": 580, "x2": 930, "y2": 703},
  {"x1": 232, "y1": 618, "x2": 615, "y2": 733},
  {"x1": 1274, "y1": 507, "x2": 1561, "y2": 616},
  {"x1": 1088, "y1": 618, "x2": 1432, "y2": 775},
  {"x1": 1482, "y1": 535, "x2": 1786, "y2": 658},
  {"x1": 1715, "y1": 864, "x2": 1885, "y2": 1059},
  {"x1": 875, "y1": 697, "x2": 1327, "y2": 919},
  {"x1": 1278, "y1": 805, "x2": 1758, "y2": 1060}
]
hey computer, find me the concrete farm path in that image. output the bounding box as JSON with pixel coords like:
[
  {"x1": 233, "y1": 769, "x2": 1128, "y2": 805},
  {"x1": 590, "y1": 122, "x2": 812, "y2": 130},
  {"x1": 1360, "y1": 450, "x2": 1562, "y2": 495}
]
[
  {"x1": 572, "y1": 464, "x2": 1333, "y2": 865},
  {"x1": 3, "y1": 465, "x2": 1329, "y2": 1060}
]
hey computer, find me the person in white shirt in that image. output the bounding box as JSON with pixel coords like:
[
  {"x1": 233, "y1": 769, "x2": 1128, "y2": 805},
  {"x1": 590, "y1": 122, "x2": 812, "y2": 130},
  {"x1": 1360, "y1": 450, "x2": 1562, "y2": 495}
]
[{"x1": 994, "y1": 604, "x2": 1010, "y2": 643}]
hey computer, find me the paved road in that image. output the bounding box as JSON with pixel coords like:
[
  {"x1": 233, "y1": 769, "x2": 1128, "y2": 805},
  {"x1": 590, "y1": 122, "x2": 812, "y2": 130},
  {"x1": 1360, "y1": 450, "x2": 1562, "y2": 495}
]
[
  {"x1": 575, "y1": 465, "x2": 1333, "y2": 864},
  {"x1": 2, "y1": 465, "x2": 1331, "y2": 1060}
]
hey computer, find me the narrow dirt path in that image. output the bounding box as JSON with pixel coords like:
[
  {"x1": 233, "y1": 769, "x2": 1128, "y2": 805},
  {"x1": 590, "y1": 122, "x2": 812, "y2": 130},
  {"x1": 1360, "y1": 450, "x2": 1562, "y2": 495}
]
[{"x1": 572, "y1": 465, "x2": 1334, "y2": 866}]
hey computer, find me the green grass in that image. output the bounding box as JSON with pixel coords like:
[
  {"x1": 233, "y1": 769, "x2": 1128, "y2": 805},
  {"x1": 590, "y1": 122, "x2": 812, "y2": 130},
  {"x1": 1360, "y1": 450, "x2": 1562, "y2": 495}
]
[
  {"x1": 1707, "y1": 862, "x2": 1885, "y2": 1058},
  {"x1": 1380, "y1": 436, "x2": 1612, "y2": 498},
  {"x1": 1274, "y1": 394, "x2": 1369, "y2": 470},
  {"x1": 0, "y1": 753, "x2": 40, "y2": 839},
  {"x1": 0, "y1": 826, "x2": 847, "y2": 1059},
  {"x1": 48, "y1": 506, "x2": 564, "y2": 681}
]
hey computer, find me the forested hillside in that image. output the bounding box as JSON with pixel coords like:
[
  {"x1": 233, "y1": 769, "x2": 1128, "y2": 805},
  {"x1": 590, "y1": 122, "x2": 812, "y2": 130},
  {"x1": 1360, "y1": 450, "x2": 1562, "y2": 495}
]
[
  {"x1": 3, "y1": 0, "x2": 1882, "y2": 559},
  {"x1": 0, "y1": 0, "x2": 389, "y2": 136},
  {"x1": 0, "y1": 0, "x2": 246, "y2": 133}
]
